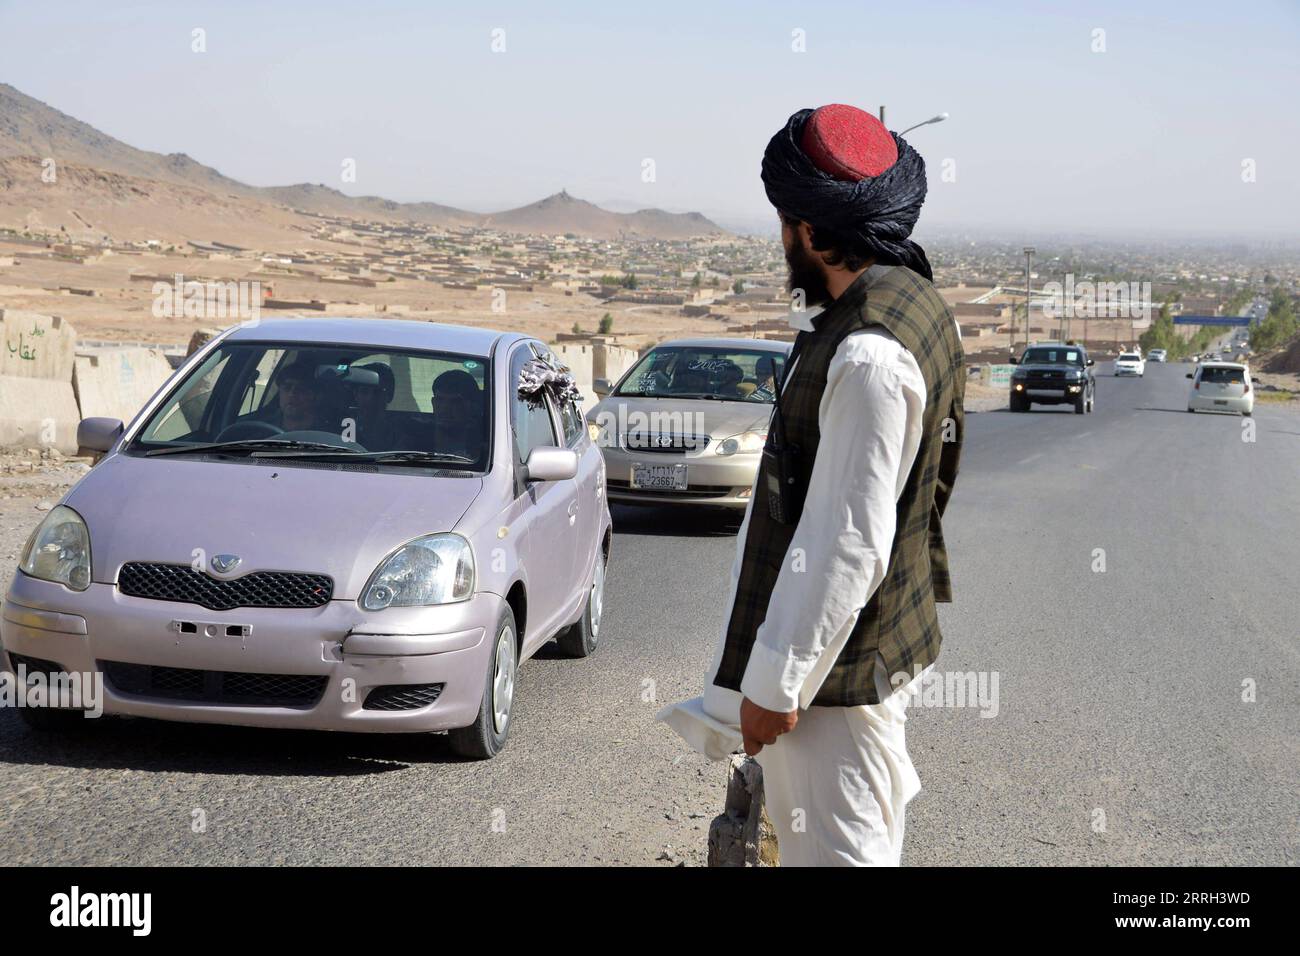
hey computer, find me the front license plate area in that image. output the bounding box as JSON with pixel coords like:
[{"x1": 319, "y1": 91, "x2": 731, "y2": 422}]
[{"x1": 631, "y1": 462, "x2": 688, "y2": 491}]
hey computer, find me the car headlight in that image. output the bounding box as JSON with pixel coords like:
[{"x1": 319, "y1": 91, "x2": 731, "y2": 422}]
[
  {"x1": 715, "y1": 431, "x2": 767, "y2": 456},
  {"x1": 361, "y1": 533, "x2": 474, "y2": 610},
  {"x1": 19, "y1": 505, "x2": 92, "y2": 591}
]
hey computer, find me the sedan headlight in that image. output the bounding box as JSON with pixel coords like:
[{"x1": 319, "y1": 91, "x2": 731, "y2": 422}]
[
  {"x1": 715, "y1": 431, "x2": 767, "y2": 456},
  {"x1": 20, "y1": 505, "x2": 92, "y2": 591},
  {"x1": 361, "y1": 534, "x2": 474, "y2": 610}
]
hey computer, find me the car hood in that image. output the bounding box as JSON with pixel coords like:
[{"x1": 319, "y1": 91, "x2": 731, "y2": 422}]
[
  {"x1": 589, "y1": 395, "x2": 773, "y2": 439},
  {"x1": 63, "y1": 453, "x2": 484, "y2": 599}
]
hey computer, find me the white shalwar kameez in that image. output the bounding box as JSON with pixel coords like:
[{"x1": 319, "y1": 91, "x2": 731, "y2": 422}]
[{"x1": 658, "y1": 264, "x2": 941, "y2": 867}]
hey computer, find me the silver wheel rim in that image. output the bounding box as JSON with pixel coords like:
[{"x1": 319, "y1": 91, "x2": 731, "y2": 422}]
[
  {"x1": 491, "y1": 623, "x2": 516, "y2": 735},
  {"x1": 589, "y1": 555, "x2": 606, "y2": 642}
]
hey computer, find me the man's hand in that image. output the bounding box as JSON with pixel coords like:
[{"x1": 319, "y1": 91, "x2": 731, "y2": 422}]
[{"x1": 740, "y1": 697, "x2": 798, "y2": 756}]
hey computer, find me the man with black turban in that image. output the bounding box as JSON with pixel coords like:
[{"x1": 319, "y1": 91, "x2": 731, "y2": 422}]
[{"x1": 659, "y1": 104, "x2": 965, "y2": 865}]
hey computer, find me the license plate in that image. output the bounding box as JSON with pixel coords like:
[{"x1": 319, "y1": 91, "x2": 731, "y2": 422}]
[
  {"x1": 631, "y1": 462, "x2": 688, "y2": 491},
  {"x1": 1214, "y1": 399, "x2": 1228, "y2": 406}
]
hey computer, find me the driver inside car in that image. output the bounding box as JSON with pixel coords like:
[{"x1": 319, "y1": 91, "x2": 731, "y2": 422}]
[{"x1": 273, "y1": 359, "x2": 334, "y2": 433}]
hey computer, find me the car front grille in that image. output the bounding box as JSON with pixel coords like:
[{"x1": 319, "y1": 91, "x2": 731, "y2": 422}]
[
  {"x1": 100, "y1": 660, "x2": 328, "y2": 707},
  {"x1": 363, "y1": 683, "x2": 445, "y2": 711},
  {"x1": 620, "y1": 433, "x2": 712, "y2": 454},
  {"x1": 118, "y1": 562, "x2": 333, "y2": 611}
]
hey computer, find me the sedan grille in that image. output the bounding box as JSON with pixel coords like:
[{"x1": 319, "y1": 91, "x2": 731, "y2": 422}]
[
  {"x1": 621, "y1": 433, "x2": 711, "y2": 454},
  {"x1": 101, "y1": 660, "x2": 328, "y2": 707},
  {"x1": 118, "y1": 562, "x2": 333, "y2": 611}
]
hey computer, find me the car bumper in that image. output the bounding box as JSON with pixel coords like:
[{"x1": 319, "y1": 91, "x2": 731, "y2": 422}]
[
  {"x1": 600, "y1": 446, "x2": 759, "y2": 508},
  {"x1": 1188, "y1": 394, "x2": 1253, "y2": 413},
  {"x1": 0, "y1": 572, "x2": 497, "y2": 733},
  {"x1": 1115, "y1": 367, "x2": 1141, "y2": 376},
  {"x1": 1012, "y1": 384, "x2": 1086, "y2": 403}
]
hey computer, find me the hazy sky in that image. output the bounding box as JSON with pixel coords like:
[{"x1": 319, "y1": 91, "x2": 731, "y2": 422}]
[{"x1": 2, "y1": 0, "x2": 1297, "y2": 238}]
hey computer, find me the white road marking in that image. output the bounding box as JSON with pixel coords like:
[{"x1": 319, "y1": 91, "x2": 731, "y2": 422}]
[{"x1": 1018, "y1": 453, "x2": 1042, "y2": 465}]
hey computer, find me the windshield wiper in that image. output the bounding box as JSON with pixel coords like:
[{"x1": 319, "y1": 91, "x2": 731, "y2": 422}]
[
  {"x1": 247, "y1": 448, "x2": 478, "y2": 465},
  {"x1": 144, "y1": 439, "x2": 353, "y2": 458}
]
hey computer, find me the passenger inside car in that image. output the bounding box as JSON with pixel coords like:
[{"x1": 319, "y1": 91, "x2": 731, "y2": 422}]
[
  {"x1": 715, "y1": 361, "x2": 747, "y2": 398},
  {"x1": 430, "y1": 369, "x2": 488, "y2": 462},
  {"x1": 672, "y1": 366, "x2": 709, "y2": 395},
  {"x1": 347, "y1": 362, "x2": 400, "y2": 449}
]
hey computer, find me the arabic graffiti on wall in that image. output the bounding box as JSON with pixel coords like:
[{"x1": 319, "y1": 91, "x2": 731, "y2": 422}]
[{"x1": 5, "y1": 322, "x2": 46, "y2": 362}]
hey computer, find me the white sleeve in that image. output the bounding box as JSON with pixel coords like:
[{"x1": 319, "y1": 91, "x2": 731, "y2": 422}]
[{"x1": 738, "y1": 333, "x2": 924, "y2": 713}]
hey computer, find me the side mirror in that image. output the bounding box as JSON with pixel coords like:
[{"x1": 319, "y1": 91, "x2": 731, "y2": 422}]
[
  {"x1": 1186, "y1": 373, "x2": 1193, "y2": 379},
  {"x1": 593, "y1": 378, "x2": 611, "y2": 397},
  {"x1": 524, "y1": 447, "x2": 578, "y2": 482},
  {"x1": 77, "y1": 417, "x2": 124, "y2": 454},
  {"x1": 1086, "y1": 358, "x2": 1095, "y2": 367},
  {"x1": 1009, "y1": 356, "x2": 1018, "y2": 365}
]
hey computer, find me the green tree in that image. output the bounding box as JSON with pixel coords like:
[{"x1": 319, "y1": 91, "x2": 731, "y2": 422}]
[
  {"x1": 1251, "y1": 288, "x2": 1298, "y2": 351},
  {"x1": 733, "y1": 279, "x2": 745, "y2": 294},
  {"x1": 599, "y1": 313, "x2": 614, "y2": 334}
]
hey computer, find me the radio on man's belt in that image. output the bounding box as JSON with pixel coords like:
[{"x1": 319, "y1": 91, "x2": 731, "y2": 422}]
[
  {"x1": 763, "y1": 443, "x2": 806, "y2": 525},
  {"x1": 764, "y1": 343, "x2": 807, "y2": 526}
]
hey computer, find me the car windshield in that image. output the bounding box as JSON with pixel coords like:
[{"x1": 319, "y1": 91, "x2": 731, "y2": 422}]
[
  {"x1": 1021, "y1": 348, "x2": 1082, "y2": 365},
  {"x1": 130, "y1": 342, "x2": 491, "y2": 470},
  {"x1": 1119, "y1": 354, "x2": 1140, "y2": 361},
  {"x1": 1200, "y1": 366, "x2": 1246, "y2": 384},
  {"x1": 614, "y1": 345, "x2": 788, "y2": 402}
]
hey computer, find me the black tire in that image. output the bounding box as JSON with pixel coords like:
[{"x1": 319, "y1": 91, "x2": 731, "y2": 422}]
[
  {"x1": 1187, "y1": 407, "x2": 1195, "y2": 413},
  {"x1": 1074, "y1": 394, "x2": 1086, "y2": 414},
  {"x1": 447, "y1": 604, "x2": 518, "y2": 760},
  {"x1": 18, "y1": 706, "x2": 90, "y2": 733},
  {"x1": 1010, "y1": 393, "x2": 1028, "y2": 413},
  {"x1": 557, "y1": 550, "x2": 605, "y2": 658},
  {"x1": 1243, "y1": 411, "x2": 1252, "y2": 418}
]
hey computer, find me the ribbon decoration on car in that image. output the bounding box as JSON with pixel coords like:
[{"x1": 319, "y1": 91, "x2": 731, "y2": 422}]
[{"x1": 517, "y1": 356, "x2": 583, "y2": 407}]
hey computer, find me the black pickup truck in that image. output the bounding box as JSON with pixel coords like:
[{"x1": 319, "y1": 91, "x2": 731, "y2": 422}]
[{"x1": 1009, "y1": 342, "x2": 1095, "y2": 414}]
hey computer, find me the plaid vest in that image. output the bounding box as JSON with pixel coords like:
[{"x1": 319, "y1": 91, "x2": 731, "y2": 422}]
[{"x1": 713, "y1": 266, "x2": 964, "y2": 707}]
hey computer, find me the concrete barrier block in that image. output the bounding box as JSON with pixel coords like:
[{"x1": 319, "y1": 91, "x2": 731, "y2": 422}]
[
  {"x1": 0, "y1": 375, "x2": 81, "y2": 454},
  {"x1": 0, "y1": 309, "x2": 77, "y2": 382},
  {"x1": 595, "y1": 344, "x2": 640, "y2": 386},
  {"x1": 73, "y1": 348, "x2": 177, "y2": 427},
  {"x1": 187, "y1": 327, "x2": 225, "y2": 356}
]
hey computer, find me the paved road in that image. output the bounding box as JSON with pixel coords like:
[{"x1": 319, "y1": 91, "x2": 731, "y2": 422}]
[{"x1": 0, "y1": 362, "x2": 1296, "y2": 865}]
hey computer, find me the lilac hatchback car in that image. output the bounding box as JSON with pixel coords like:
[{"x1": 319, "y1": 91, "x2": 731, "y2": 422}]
[{"x1": 2, "y1": 319, "x2": 610, "y2": 758}]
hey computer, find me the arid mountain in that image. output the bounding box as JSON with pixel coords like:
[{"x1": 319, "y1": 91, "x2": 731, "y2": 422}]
[
  {"x1": 482, "y1": 190, "x2": 723, "y2": 239},
  {"x1": 0, "y1": 155, "x2": 312, "y2": 248},
  {"x1": 0, "y1": 83, "x2": 726, "y2": 241}
]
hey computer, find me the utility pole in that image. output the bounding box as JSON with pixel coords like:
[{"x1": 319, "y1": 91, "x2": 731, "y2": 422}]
[{"x1": 1023, "y1": 247, "x2": 1035, "y2": 345}]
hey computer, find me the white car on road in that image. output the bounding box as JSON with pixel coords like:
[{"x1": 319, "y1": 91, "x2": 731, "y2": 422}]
[
  {"x1": 1147, "y1": 349, "x2": 1167, "y2": 363},
  {"x1": 1114, "y1": 352, "x2": 1145, "y2": 377},
  {"x1": 1187, "y1": 362, "x2": 1253, "y2": 416}
]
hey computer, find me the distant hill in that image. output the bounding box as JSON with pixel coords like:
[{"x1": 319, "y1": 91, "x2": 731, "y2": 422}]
[{"x1": 0, "y1": 82, "x2": 727, "y2": 241}]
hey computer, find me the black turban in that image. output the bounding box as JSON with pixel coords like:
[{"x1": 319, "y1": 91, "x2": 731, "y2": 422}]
[{"x1": 762, "y1": 107, "x2": 933, "y2": 283}]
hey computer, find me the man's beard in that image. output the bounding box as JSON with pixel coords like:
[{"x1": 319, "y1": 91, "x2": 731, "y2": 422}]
[{"x1": 784, "y1": 238, "x2": 830, "y2": 308}]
